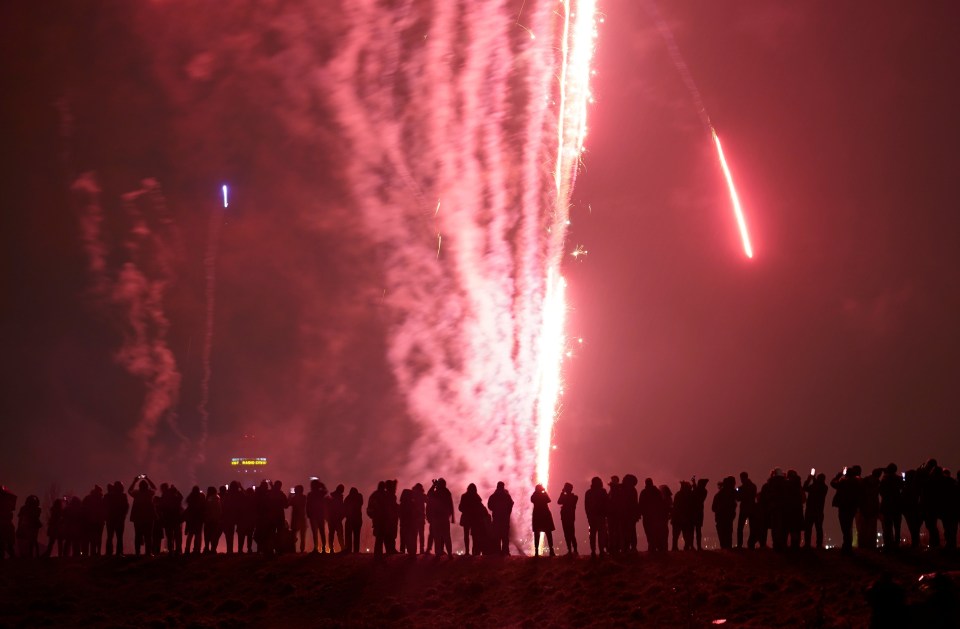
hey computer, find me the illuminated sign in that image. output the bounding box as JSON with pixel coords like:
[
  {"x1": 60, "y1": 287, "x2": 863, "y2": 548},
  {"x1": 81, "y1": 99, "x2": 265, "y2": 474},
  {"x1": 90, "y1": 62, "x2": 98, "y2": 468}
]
[{"x1": 230, "y1": 457, "x2": 268, "y2": 470}]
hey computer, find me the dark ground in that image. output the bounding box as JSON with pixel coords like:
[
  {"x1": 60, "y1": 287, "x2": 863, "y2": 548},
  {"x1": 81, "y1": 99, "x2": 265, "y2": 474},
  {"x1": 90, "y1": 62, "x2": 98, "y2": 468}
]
[{"x1": 2, "y1": 549, "x2": 959, "y2": 628}]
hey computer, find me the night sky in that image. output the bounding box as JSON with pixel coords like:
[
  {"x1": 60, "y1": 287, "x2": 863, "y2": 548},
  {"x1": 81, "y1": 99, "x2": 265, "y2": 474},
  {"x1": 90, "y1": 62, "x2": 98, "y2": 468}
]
[{"x1": 2, "y1": 0, "x2": 959, "y2": 515}]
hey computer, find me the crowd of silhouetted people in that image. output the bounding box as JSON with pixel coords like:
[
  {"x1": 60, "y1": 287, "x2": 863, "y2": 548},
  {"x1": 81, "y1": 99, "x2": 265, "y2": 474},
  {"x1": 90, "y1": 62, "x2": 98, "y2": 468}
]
[{"x1": 2, "y1": 458, "x2": 958, "y2": 559}]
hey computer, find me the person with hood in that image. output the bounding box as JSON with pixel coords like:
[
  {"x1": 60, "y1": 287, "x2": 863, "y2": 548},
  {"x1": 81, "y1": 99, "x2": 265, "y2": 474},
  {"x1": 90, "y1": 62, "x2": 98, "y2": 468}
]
[
  {"x1": 584, "y1": 477, "x2": 609, "y2": 557},
  {"x1": 530, "y1": 484, "x2": 556, "y2": 557},
  {"x1": 487, "y1": 481, "x2": 514, "y2": 555},
  {"x1": 343, "y1": 486, "x2": 364, "y2": 553},
  {"x1": 557, "y1": 482, "x2": 579, "y2": 555},
  {"x1": 712, "y1": 477, "x2": 738, "y2": 549},
  {"x1": 326, "y1": 484, "x2": 346, "y2": 553},
  {"x1": 458, "y1": 483, "x2": 486, "y2": 556}
]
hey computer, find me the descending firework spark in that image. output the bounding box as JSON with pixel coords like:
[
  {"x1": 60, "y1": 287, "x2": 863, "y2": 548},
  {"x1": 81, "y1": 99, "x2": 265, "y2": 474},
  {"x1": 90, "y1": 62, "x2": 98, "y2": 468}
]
[
  {"x1": 711, "y1": 129, "x2": 753, "y2": 258},
  {"x1": 322, "y1": 0, "x2": 597, "y2": 542},
  {"x1": 644, "y1": 0, "x2": 755, "y2": 259},
  {"x1": 197, "y1": 186, "x2": 225, "y2": 465}
]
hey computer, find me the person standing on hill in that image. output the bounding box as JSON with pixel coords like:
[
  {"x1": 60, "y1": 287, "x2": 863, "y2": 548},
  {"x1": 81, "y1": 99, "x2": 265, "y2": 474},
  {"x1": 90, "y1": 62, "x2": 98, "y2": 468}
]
[
  {"x1": 81, "y1": 485, "x2": 106, "y2": 556},
  {"x1": 289, "y1": 484, "x2": 307, "y2": 553},
  {"x1": 858, "y1": 468, "x2": 882, "y2": 550},
  {"x1": 557, "y1": 482, "x2": 579, "y2": 555},
  {"x1": 158, "y1": 483, "x2": 183, "y2": 555},
  {"x1": 802, "y1": 472, "x2": 828, "y2": 549},
  {"x1": 458, "y1": 483, "x2": 485, "y2": 556},
  {"x1": 203, "y1": 486, "x2": 222, "y2": 553},
  {"x1": 184, "y1": 485, "x2": 205, "y2": 554},
  {"x1": 584, "y1": 477, "x2": 608, "y2": 557},
  {"x1": 343, "y1": 486, "x2": 364, "y2": 553},
  {"x1": 878, "y1": 464, "x2": 903, "y2": 552},
  {"x1": 831, "y1": 466, "x2": 861, "y2": 553},
  {"x1": 736, "y1": 472, "x2": 757, "y2": 549},
  {"x1": 712, "y1": 477, "x2": 737, "y2": 549},
  {"x1": 487, "y1": 481, "x2": 514, "y2": 555},
  {"x1": 606, "y1": 476, "x2": 623, "y2": 554},
  {"x1": 785, "y1": 470, "x2": 805, "y2": 550},
  {"x1": 409, "y1": 483, "x2": 427, "y2": 554},
  {"x1": 306, "y1": 479, "x2": 327, "y2": 553},
  {"x1": 531, "y1": 484, "x2": 556, "y2": 557},
  {"x1": 620, "y1": 475, "x2": 640, "y2": 552},
  {"x1": 672, "y1": 481, "x2": 695, "y2": 551},
  {"x1": 427, "y1": 478, "x2": 454, "y2": 557},
  {"x1": 221, "y1": 481, "x2": 243, "y2": 554},
  {"x1": 128, "y1": 475, "x2": 157, "y2": 556},
  {"x1": 326, "y1": 484, "x2": 346, "y2": 553},
  {"x1": 692, "y1": 478, "x2": 709, "y2": 551}
]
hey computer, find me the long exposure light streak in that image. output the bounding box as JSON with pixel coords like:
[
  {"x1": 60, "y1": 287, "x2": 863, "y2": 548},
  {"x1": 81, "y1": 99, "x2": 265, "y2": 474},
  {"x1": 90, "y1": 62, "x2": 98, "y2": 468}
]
[
  {"x1": 711, "y1": 128, "x2": 754, "y2": 259},
  {"x1": 536, "y1": 0, "x2": 598, "y2": 490}
]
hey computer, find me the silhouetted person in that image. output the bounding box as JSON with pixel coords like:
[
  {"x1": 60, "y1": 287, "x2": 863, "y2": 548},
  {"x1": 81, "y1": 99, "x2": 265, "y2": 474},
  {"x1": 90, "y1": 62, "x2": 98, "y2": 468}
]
[
  {"x1": 104, "y1": 482, "x2": 128, "y2": 556},
  {"x1": 409, "y1": 483, "x2": 426, "y2": 554},
  {"x1": 692, "y1": 478, "x2": 709, "y2": 551},
  {"x1": 831, "y1": 466, "x2": 860, "y2": 553},
  {"x1": 606, "y1": 476, "x2": 622, "y2": 554},
  {"x1": 784, "y1": 470, "x2": 805, "y2": 550},
  {"x1": 385, "y1": 480, "x2": 400, "y2": 554},
  {"x1": 368, "y1": 481, "x2": 388, "y2": 556},
  {"x1": 159, "y1": 483, "x2": 183, "y2": 555},
  {"x1": 878, "y1": 464, "x2": 903, "y2": 552},
  {"x1": 712, "y1": 477, "x2": 737, "y2": 549},
  {"x1": 619, "y1": 474, "x2": 640, "y2": 552},
  {"x1": 16, "y1": 495, "x2": 42, "y2": 558},
  {"x1": 128, "y1": 475, "x2": 157, "y2": 556},
  {"x1": 858, "y1": 468, "x2": 882, "y2": 550},
  {"x1": 531, "y1": 484, "x2": 556, "y2": 557},
  {"x1": 736, "y1": 472, "x2": 757, "y2": 549},
  {"x1": 326, "y1": 484, "x2": 345, "y2": 553},
  {"x1": 264, "y1": 480, "x2": 289, "y2": 555},
  {"x1": 427, "y1": 478, "x2": 454, "y2": 557},
  {"x1": 638, "y1": 479, "x2": 668, "y2": 552},
  {"x1": 919, "y1": 459, "x2": 944, "y2": 548},
  {"x1": 45, "y1": 496, "x2": 66, "y2": 557},
  {"x1": 344, "y1": 487, "x2": 363, "y2": 553},
  {"x1": 399, "y1": 486, "x2": 414, "y2": 554},
  {"x1": 901, "y1": 469, "x2": 922, "y2": 549},
  {"x1": 150, "y1": 494, "x2": 165, "y2": 555},
  {"x1": 458, "y1": 483, "x2": 485, "y2": 556},
  {"x1": 306, "y1": 480, "x2": 327, "y2": 553},
  {"x1": 289, "y1": 484, "x2": 307, "y2": 553},
  {"x1": 803, "y1": 473, "x2": 828, "y2": 549},
  {"x1": 237, "y1": 486, "x2": 257, "y2": 553},
  {"x1": 672, "y1": 481, "x2": 695, "y2": 551},
  {"x1": 487, "y1": 481, "x2": 514, "y2": 555},
  {"x1": 64, "y1": 495, "x2": 84, "y2": 556},
  {"x1": 558, "y1": 482, "x2": 578, "y2": 555},
  {"x1": 184, "y1": 485, "x2": 205, "y2": 554},
  {"x1": 0, "y1": 485, "x2": 15, "y2": 559},
  {"x1": 584, "y1": 477, "x2": 609, "y2": 557},
  {"x1": 222, "y1": 481, "x2": 243, "y2": 554},
  {"x1": 204, "y1": 486, "x2": 222, "y2": 553},
  {"x1": 942, "y1": 468, "x2": 959, "y2": 551},
  {"x1": 81, "y1": 485, "x2": 106, "y2": 556}
]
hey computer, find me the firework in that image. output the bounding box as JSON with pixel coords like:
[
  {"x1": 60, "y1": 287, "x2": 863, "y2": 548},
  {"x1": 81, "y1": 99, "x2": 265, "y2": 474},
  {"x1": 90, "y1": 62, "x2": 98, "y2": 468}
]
[{"x1": 711, "y1": 128, "x2": 754, "y2": 259}]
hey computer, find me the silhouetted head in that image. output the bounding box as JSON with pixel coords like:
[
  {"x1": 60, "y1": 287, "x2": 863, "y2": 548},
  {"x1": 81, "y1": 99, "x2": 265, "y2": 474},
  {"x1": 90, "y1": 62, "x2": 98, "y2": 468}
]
[
  {"x1": 697, "y1": 478, "x2": 709, "y2": 488},
  {"x1": 723, "y1": 476, "x2": 736, "y2": 489},
  {"x1": 437, "y1": 479, "x2": 446, "y2": 489},
  {"x1": 816, "y1": 473, "x2": 826, "y2": 482},
  {"x1": 348, "y1": 487, "x2": 359, "y2": 496},
  {"x1": 465, "y1": 483, "x2": 477, "y2": 495},
  {"x1": 563, "y1": 482, "x2": 573, "y2": 493},
  {"x1": 497, "y1": 481, "x2": 505, "y2": 490},
  {"x1": 207, "y1": 486, "x2": 217, "y2": 496},
  {"x1": 535, "y1": 483, "x2": 544, "y2": 493},
  {"x1": 310, "y1": 479, "x2": 321, "y2": 491},
  {"x1": 336, "y1": 484, "x2": 344, "y2": 493},
  {"x1": 608, "y1": 475, "x2": 619, "y2": 487},
  {"x1": 591, "y1": 477, "x2": 602, "y2": 489},
  {"x1": 295, "y1": 484, "x2": 304, "y2": 495},
  {"x1": 259, "y1": 480, "x2": 269, "y2": 490},
  {"x1": 377, "y1": 481, "x2": 385, "y2": 491},
  {"x1": 273, "y1": 480, "x2": 283, "y2": 491},
  {"x1": 413, "y1": 483, "x2": 424, "y2": 493},
  {"x1": 786, "y1": 470, "x2": 799, "y2": 481},
  {"x1": 160, "y1": 483, "x2": 169, "y2": 492},
  {"x1": 886, "y1": 463, "x2": 898, "y2": 474},
  {"x1": 740, "y1": 472, "x2": 749, "y2": 481},
  {"x1": 230, "y1": 480, "x2": 241, "y2": 491},
  {"x1": 623, "y1": 474, "x2": 638, "y2": 487},
  {"x1": 850, "y1": 465, "x2": 862, "y2": 477},
  {"x1": 644, "y1": 478, "x2": 654, "y2": 488},
  {"x1": 114, "y1": 481, "x2": 124, "y2": 492}
]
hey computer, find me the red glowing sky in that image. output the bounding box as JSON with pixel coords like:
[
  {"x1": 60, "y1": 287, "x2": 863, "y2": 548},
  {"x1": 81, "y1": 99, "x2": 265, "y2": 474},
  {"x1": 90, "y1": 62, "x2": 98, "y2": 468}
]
[{"x1": 1, "y1": 1, "x2": 959, "y2": 501}]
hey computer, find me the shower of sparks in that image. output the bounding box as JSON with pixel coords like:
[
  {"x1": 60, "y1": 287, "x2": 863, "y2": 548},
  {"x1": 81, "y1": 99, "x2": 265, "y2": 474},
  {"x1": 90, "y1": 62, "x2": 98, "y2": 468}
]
[
  {"x1": 711, "y1": 128, "x2": 754, "y2": 259},
  {"x1": 571, "y1": 244, "x2": 588, "y2": 259},
  {"x1": 536, "y1": 0, "x2": 598, "y2": 490}
]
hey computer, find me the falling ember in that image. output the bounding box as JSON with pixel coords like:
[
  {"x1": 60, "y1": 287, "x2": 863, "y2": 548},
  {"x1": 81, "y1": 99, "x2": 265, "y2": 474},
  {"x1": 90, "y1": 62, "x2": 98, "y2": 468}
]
[{"x1": 711, "y1": 128, "x2": 753, "y2": 259}]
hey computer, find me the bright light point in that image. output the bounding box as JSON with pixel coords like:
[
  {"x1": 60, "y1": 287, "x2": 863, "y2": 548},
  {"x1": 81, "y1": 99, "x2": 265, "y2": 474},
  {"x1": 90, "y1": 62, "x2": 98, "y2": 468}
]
[
  {"x1": 551, "y1": 445, "x2": 557, "y2": 450},
  {"x1": 577, "y1": 337, "x2": 583, "y2": 344},
  {"x1": 711, "y1": 128, "x2": 754, "y2": 259},
  {"x1": 571, "y1": 244, "x2": 588, "y2": 259},
  {"x1": 221, "y1": 184, "x2": 229, "y2": 208}
]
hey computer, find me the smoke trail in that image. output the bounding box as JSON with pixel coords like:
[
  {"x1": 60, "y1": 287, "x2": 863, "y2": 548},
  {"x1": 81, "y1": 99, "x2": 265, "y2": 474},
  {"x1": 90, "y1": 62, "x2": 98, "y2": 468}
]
[
  {"x1": 319, "y1": 0, "x2": 594, "y2": 546},
  {"x1": 74, "y1": 175, "x2": 185, "y2": 465},
  {"x1": 196, "y1": 199, "x2": 223, "y2": 465}
]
